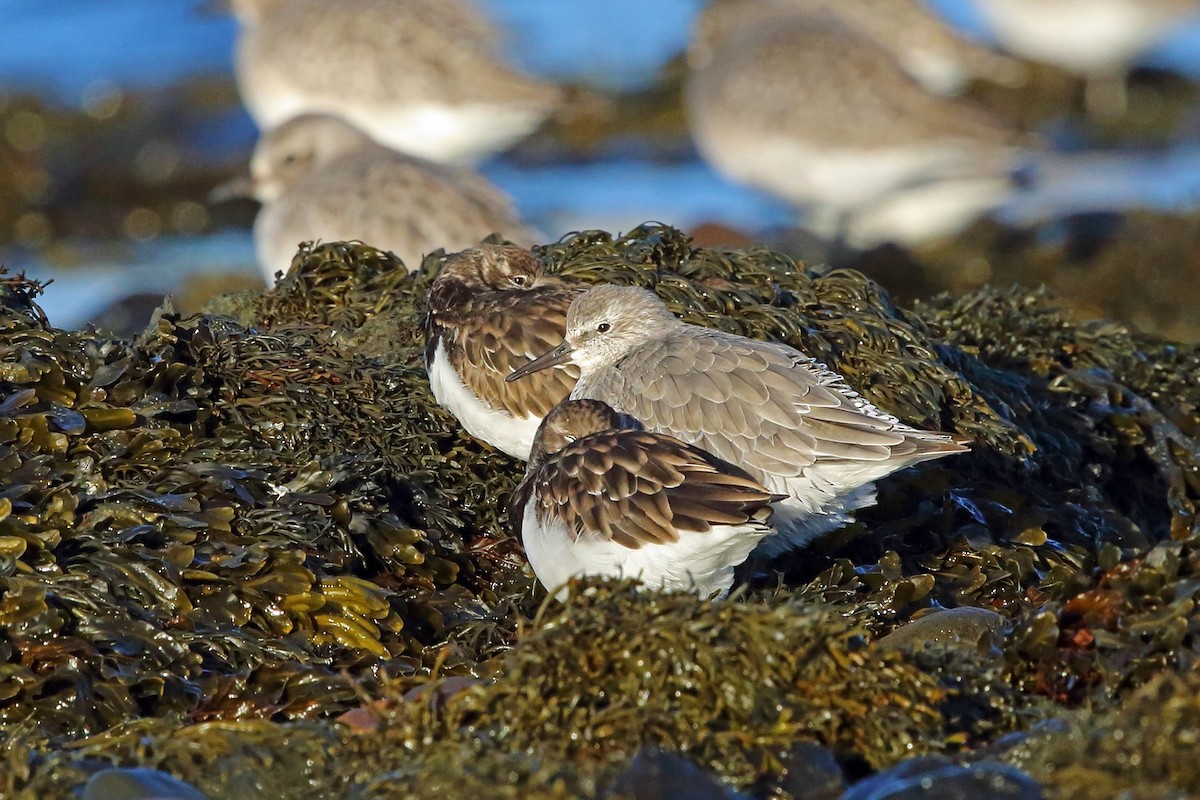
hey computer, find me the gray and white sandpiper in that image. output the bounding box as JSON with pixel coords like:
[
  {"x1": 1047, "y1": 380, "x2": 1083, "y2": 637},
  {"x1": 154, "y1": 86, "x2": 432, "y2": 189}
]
[
  {"x1": 507, "y1": 285, "x2": 968, "y2": 555},
  {"x1": 512, "y1": 399, "x2": 785, "y2": 599},
  {"x1": 693, "y1": 0, "x2": 1025, "y2": 96},
  {"x1": 230, "y1": 0, "x2": 561, "y2": 164},
  {"x1": 424, "y1": 245, "x2": 583, "y2": 460},
  {"x1": 685, "y1": 6, "x2": 1031, "y2": 246},
  {"x1": 975, "y1": 0, "x2": 1200, "y2": 117},
  {"x1": 214, "y1": 114, "x2": 537, "y2": 284}
]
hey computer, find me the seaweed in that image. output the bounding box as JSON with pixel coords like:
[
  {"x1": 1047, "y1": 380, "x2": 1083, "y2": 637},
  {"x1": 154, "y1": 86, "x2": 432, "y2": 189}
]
[{"x1": 2, "y1": 226, "x2": 1200, "y2": 798}]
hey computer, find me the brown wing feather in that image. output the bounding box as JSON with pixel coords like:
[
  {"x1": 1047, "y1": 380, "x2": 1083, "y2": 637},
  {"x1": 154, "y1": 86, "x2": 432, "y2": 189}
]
[
  {"x1": 427, "y1": 281, "x2": 583, "y2": 417},
  {"x1": 516, "y1": 429, "x2": 784, "y2": 550}
]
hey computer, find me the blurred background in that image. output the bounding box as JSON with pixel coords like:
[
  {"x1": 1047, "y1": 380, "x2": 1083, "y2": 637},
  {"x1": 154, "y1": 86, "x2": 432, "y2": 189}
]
[{"x1": 1, "y1": 0, "x2": 1199, "y2": 340}]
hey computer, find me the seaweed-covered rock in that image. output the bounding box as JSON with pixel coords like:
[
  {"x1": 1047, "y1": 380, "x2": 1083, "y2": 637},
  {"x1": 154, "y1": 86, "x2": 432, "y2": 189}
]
[
  {"x1": 1, "y1": 226, "x2": 1199, "y2": 799},
  {"x1": 1003, "y1": 668, "x2": 1200, "y2": 799}
]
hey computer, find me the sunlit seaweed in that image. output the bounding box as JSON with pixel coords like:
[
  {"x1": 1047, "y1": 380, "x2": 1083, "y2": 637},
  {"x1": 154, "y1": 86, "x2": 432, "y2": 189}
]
[{"x1": 2, "y1": 226, "x2": 1199, "y2": 798}]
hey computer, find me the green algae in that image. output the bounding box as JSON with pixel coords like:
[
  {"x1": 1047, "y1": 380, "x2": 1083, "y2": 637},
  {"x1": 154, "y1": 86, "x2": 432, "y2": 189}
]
[
  {"x1": 3, "y1": 583, "x2": 977, "y2": 799},
  {"x1": 2, "y1": 226, "x2": 1200, "y2": 798}
]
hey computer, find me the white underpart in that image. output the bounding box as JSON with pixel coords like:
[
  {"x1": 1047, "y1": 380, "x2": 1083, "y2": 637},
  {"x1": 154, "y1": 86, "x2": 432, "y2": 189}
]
[
  {"x1": 521, "y1": 506, "x2": 770, "y2": 600},
  {"x1": 754, "y1": 485, "x2": 878, "y2": 557},
  {"x1": 249, "y1": 90, "x2": 545, "y2": 164},
  {"x1": 707, "y1": 137, "x2": 1015, "y2": 244},
  {"x1": 809, "y1": 176, "x2": 1015, "y2": 247},
  {"x1": 720, "y1": 139, "x2": 979, "y2": 210},
  {"x1": 976, "y1": 0, "x2": 1189, "y2": 75},
  {"x1": 252, "y1": 203, "x2": 302, "y2": 284},
  {"x1": 900, "y1": 49, "x2": 971, "y2": 96},
  {"x1": 427, "y1": 340, "x2": 542, "y2": 460}
]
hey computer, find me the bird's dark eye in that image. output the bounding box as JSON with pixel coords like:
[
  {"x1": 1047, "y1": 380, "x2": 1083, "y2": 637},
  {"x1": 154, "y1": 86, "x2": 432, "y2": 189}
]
[
  {"x1": 596, "y1": 322, "x2": 611, "y2": 333},
  {"x1": 283, "y1": 154, "x2": 298, "y2": 164},
  {"x1": 511, "y1": 275, "x2": 528, "y2": 287}
]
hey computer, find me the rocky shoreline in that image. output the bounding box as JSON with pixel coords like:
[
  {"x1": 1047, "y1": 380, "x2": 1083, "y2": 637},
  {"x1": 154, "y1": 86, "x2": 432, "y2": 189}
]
[{"x1": 2, "y1": 226, "x2": 1198, "y2": 798}]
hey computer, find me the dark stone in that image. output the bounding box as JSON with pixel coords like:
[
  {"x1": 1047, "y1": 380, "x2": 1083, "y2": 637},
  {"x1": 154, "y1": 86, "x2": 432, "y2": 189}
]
[
  {"x1": 874, "y1": 607, "x2": 1008, "y2": 653},
  {"x1": 776, "y1": 741, "x2": 845, "y2": 800},
  {"x1": 603, "y1": 749, "x2": 746, "y2": 800}
]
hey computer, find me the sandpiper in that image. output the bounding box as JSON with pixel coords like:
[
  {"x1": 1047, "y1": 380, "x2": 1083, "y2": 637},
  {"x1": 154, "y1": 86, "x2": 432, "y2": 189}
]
[
  {"x1": 975, "y1": 0, "x2": 1199, "y2": 117},
  {"x1": 685, "y1": 7, "x2": 1030, "y2": 246},
  {"x1": 211, "y1": 114, "x2": 536, "y2": 284},
  {"x1": 230, "y1": 0, "x2": 561, "y2": 163},
  {"x1": 507, "y1": 285, "x2": 968, "y2": 555},
  {"x1": 693, "y1": 0, "x2": 1025, "y2": 96},
  {"x1": 512, "y1": 399, "x2": 785, "y2": 599},
  {"x1": 424, "y1": 245, "x2": 584, "y2": 460}
]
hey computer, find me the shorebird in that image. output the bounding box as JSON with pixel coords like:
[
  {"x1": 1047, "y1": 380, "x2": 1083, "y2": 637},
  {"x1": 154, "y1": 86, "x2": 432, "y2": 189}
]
[
  {"x1": 685, "y1": 7, "x2": 1030, "y2": 246},
  {"x1": 424, "y1": 245, "x2": 583, "y2": 460},
  {"x1": 512, "y1": 399, "x2": 785, "y2": 598},
  {"x1": 230, "y1": 0, "x2": 561, "y2": 163},
  {"x1": 508, "y1": 285, "x2": 968, "y2": 554},
  {"x1": 975, "y1": 0, "x2": 1199, "y2": 116},
  {"x1": 211, "y1": 114, "x2": 536, "y2": 284},
  {"x1": 692, "y1": 0, "x2": 1025, "y2": 96}
]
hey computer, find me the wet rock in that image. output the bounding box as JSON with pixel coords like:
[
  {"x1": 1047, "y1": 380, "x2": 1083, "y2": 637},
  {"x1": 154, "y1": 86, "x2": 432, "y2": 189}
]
[
  {"x1": 603, "y1": 749, "x2": 746, "y2": 800},
  {"x1": 775, "y1": 742, "x2": 845, "y2": 800},
  {"x1": 83, "y1": 767, "x2": 208, "y2": 800},
  {"x1": 843, "y1": 756, "x2": 1042, "y2": 800},
  {"x1": 874, "y1": 607, "x2": 1007, "y2": 653}
]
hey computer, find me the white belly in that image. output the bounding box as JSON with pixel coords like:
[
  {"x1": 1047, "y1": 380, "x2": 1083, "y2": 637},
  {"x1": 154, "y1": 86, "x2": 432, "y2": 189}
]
[
  {"x1": 715, "y1": 137, "x2": 1007, "y2": 217},
  {"x1": 521, "y1": 505, "x2": 769, "y2": 600},
  {"x1": 360, "y1": 104, "x2": 550, "y2": 165},
  {"x1": 976, "y1": 0, "x2": 1185, "y2": 74},
  {"x1": 246, "y1": 90, "x2": 545, "y2": 164},
  {"x1": 426, "y1": 340, "x2": 542, "y2": 460},
  {"x1": 824, "y1": 175, "x2": 1015, "y2": 247}
]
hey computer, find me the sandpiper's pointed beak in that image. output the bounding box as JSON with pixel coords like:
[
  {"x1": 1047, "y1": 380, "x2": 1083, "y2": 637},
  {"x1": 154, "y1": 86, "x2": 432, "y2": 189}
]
[
  {"x1": 208, "y1": 173, "x2": 256, "y2": 203},
  {"x1": 506, "y1": 341, "x2": 574, "y2": 382}
]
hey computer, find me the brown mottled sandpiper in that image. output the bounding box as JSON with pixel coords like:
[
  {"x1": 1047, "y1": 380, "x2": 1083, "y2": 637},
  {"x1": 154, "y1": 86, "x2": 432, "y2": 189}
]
[
  {"x1": 424, "y1": 245, "x2": 583, "y2": 460},
  {"x1": 512, "y1": 398, "x2": 784, "y2": 599}
]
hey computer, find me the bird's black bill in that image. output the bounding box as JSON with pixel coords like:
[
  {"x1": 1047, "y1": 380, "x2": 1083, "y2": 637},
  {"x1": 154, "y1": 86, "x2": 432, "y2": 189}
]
[{"x1": 506, "y1": 341, "x2": 574, "y2": 382}]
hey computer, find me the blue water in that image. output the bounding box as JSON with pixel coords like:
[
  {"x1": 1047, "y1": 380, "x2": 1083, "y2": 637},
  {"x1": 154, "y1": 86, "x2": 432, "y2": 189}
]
[
  {"x1": 3, "y1": 0, "x2": 1198, "y2": 99},
  {"x1": 0, "y1": 0, "x2": 237, "y2": 97},
  {"x1": 1, "y1": 0, "x2": 1199, "y2": 328},
  {"x1": 0, "y1": 0, "x2": 709, "y2": 98}
]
